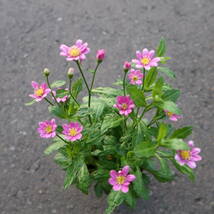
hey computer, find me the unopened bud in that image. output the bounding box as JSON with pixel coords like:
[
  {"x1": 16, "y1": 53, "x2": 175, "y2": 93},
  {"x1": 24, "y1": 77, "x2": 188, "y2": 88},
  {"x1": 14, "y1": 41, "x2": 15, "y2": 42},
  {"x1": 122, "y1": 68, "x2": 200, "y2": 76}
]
[
  {"x1": 96, "y1": 49, "x2": 105, "y2": 62},
  {"x1": 43, "y1": 68, "x2": 50, "y2": 76},
  {"x1": 123, "y1": 61, "x2": 131, "y2": 73},
  {"x1": 67, "y1": 67, "x2": 74, "y2": 79}
]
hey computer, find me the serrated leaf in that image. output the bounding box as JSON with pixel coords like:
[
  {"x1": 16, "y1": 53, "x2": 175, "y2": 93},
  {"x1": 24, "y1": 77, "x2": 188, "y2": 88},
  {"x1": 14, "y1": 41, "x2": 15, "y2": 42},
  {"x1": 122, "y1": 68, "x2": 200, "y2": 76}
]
[
  {"x1": 157, "y1": 123, "x2": 168, "y2": 141},
  {"x1": 25, "y1": 99, "x2": 36, "y2": 106},
  {"x1": 161, "y1": 101, "x2": 181, "y2": 115},
  {"x1": 51, "y1": 80, "x2": 66, "y2": 88},
  {"x1": 92, "y1": 87, "x2": 122, "y2": 97},
  {"x1": 144, "y1": 67, "x2": 158, "y2": 90},
  {"x1": 44, "y1": 140, "x2": 66, "y2": 155},
  {"x1": 157, "y1": 67, "x2": 176, "y2": 79},
  {"x1": 133, "y1": 167, "x2": 150, "y2": 199},
  {"x1": 101, "y1": 115, "x2": 123, "y2": 133},
  {"x1": 48, "y1": 105, "x2": 67, "y2": 119},
  {"x1": 162, "y1": 89, "x2": 180, "y2": 102},
  {"x1": 170, "y1": 126, "x2": 192, "y2": 139},
  {"x1": 127, "y1": 85, "x2": 146, "y2": 107},
  {"x1": 105, "y1": 191, "x2": 124, "y2": 214},
  {"x1": 156, "y1": 38, "x2": 166, "y2": 57},
  {"x1": 161, "y1": 138, "x2": 189, "y2": 150},
  {"x1": 134, "y1": 141, "x2": 157, "y2": 158}
]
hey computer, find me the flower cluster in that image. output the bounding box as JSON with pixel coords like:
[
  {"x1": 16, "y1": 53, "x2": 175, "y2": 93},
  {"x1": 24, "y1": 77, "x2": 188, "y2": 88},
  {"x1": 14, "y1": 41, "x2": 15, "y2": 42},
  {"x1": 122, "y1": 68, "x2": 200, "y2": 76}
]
[{"x1": 26, "y1": 39, "x2": 202, "y2": 214}]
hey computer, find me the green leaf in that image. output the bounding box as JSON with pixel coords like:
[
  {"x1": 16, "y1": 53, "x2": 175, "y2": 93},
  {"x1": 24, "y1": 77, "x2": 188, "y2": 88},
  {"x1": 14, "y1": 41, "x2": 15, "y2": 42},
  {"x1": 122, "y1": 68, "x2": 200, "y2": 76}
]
[
  {"x1": 54, "y1": 153, "x2": 70, "y2": 169},
  {"x1": 48, "y1": 106, "x2": 67, "y2": 119},
  {"x1": 92, "y1": 87, "x2": 122, "y2": 97},
  {"x1": 124, "y1": 189, "x2": 136, "y2": 208},
  {"x1": 56, "y1": 89, "x2": 68, "y2": 98},
  {"x1": 127, "y1": 85, "x2": 146, "y2": 107},
  {"x1": 44, "y1": 140, "x2": 66, "y2": 155},
  {"x1": 134, "y1": 141, "x2": 157, "y2": 158},
  {"x1": 133, "y1": 167, "x2": 150, "y2": 199},
  {"x1": 101, "y1": 115, "x2": 123, "y2": 133},
  {"x1": 87, "y1": 69, "x2": 95, "y2": 73},
  {"x1": 161, "y1": 138, "x2": 189, "y2": 150},
  {"x1": 170, "y1": 127, "x2": 192, "y2": 139},
  {"x1": 76, "y1": 163, "x2": 90, "y2": 194},
  {"x1": 51, "y1": 80, "x2": 66, "y2": 88},
  {"x1": 172, "y1": 160, "x2": 195, "y2": 181},
  {"x1": 157, "y1": 123, "x2": 168, "y2": 141},
  {"x1": 94, "y1": 182, "x2": 104, "y2": 197},
  {"x1": 105, "y1": 191, "x2": 124, "y2": 214},
  {"x1": 72, "y1": 78, "x2": 83, "y2": 98},
  {"x1": 157, "y1": 67, "x2": 176, "y2": 79},
  {"x1": 144, "y1": 67, "x2": 158, "y2": 90},
  {"x1": 161, "y1": 101, "x2": 182, "y2": 115},
  {"x1": 152, "y1": 77, "x2": 164, "y2": 97},
  {"x1": 156, "y1": 38, "x2": 166, "y2": 57},
  {"x1": 25, "y1": 99, "x2": 36, "y2": 106},
  {"x1": 162, "y1": 89, "x2": 180, "y2": 102}
]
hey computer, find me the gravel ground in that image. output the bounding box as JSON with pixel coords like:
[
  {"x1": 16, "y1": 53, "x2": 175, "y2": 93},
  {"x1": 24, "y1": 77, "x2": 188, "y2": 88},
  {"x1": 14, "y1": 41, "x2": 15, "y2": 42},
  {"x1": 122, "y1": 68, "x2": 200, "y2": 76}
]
[{"x1": 0, "y1": 0, "x2": 214, "y2": 213}]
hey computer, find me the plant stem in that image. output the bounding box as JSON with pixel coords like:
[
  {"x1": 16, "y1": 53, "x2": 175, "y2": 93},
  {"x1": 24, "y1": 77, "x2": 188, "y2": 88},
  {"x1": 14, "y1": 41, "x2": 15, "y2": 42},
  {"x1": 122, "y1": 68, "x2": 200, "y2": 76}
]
[
  {"x1": 123, "y1": 72, "x2": 127, "y2": 96},
  {"x1": 46, "y1": 76, "x2": 60, "y2": 106},
  {"x1": 142, "y1": 68, "x2": 146, "y2": 91},
  {"x1": 69, "y1": 78, "x2": 80, "y2": 106},
  {"x1": 75, "y1": 61, "x2": 92, "y2": 124},
  {"x1": 44, "y1": 97, "x2": 54, "y2": 106},
  {"x1": 90, "y1": 62, "x2": 100, "y2": 91},
  {"x1": 56, "y1": 133, "x2": 68, "y2": 144}
]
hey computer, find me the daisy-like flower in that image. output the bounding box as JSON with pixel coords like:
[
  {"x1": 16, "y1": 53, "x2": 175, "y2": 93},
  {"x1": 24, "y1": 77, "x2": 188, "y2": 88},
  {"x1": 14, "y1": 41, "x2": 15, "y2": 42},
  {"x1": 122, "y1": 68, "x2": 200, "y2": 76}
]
[
  {"x1": 60, "y1": 39, "x2": 90, "y2": 61},
  {"x1": 62, "y1": 122, "x2": 83, "y2": 142},
  {"x1": 113, "y1": 96, "x2": 135, "y2": 116},
  {"x1": 108, "y1": 166, "x2": 136, "y2": 193},
  {"x1": 29, "y1": 81, "x2": 51, "y2": 102},
  {"x1": 52, "y1": 89, "x2": 69, "y2": 103},
  {"x1": 37, "y1": 119, "x2": 57, "y2": 138},
  {"x1": 175, "y1": 141, "x2": 202, "y2": 168},
  {"x1": 128, "y1": 69, "x2": 144, "y2": 85},
  {"x1": 132, "y1": 48, "x2": 160, "y2": 70},
  {"x1": 164, "y1": 110, "x2": 182, "y2": 122}
]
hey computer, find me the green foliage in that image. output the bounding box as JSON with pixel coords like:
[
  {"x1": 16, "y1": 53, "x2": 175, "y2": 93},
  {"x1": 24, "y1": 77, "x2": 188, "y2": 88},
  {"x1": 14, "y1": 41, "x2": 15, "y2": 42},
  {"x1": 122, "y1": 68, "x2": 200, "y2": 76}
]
[
  {"x1": 51, "y1": 80, "x2": 66, "y2": 88},
  {"x1": 28, "y1": 39, "x2": 199, "y2": 214},
  {"x1": 127, "y1": 85, "x2": 146, "y2": 107}
]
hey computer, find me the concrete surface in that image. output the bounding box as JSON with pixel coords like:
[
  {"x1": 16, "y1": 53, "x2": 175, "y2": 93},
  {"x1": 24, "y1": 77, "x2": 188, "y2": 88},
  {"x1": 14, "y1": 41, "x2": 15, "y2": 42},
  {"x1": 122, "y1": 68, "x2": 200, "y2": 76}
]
[{"x1": 0, "y1": 0, "x2": 214, "y2": 213}]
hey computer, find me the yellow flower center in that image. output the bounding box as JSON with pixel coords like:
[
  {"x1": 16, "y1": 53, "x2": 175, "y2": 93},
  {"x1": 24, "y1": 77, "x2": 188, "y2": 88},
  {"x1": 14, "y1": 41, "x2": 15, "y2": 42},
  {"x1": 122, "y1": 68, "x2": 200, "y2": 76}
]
[
  {"x1": 69, "y1": 128, "x2": 77, "y2": 136},
  {"x1": 121, "y1": 103, "x2": 128, "y2": 110},
  {"x1": 116, "y1": 176, "x2": 125, "y2": 185},
  {"x1": 133, "y1": 76, "x2": 138, "y2": 81},
  {"x1": 45, "y1": 125, "x2": 53, "y2": 133},
  {"x1": 141, "y1": 57, "x2": 150, "y2": 65},
  {"x1": 69, "y1": 46, "x2": 81, "y2": 57},
  {"x1": 35, "y1": 88, "x2": 44, "y2": 96},
  {"x1": 180, "y1": 150, "x2": 190, "y2": 160},
  {"x1": 167, "y1": 112, "x2": 173, "y2": 117}
]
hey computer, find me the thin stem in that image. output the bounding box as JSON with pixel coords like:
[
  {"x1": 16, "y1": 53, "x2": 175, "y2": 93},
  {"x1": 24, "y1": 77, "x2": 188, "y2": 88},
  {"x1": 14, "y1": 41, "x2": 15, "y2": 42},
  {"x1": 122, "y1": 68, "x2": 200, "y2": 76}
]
[
  {"x1": 76, "y1": 61, "x2": 90, "y2": 93},
  {"x1": 75, "y1": 61, "x2": 92, "y2": 124},
  {"x1": 69, "y1": 78, "x2": 80, "y2": 106},
  {"x1": 90, "y1": 62, "x2": 100, "y2": 90},
  {"x1": 142, "y1": 68, "x2": 146, "y2": 91},
  {"x1": 44, "y1": 97, "x2": 54, "y2": 106},
  {"x1": 123, "y1": 72, "x2": 127, "y2": 96},
  {"x1": 46, "y1": 76, "x2": 60, "y2": 106},
  {"x1": 56, "y1": 133, "x2": 68, "y2": 144}
]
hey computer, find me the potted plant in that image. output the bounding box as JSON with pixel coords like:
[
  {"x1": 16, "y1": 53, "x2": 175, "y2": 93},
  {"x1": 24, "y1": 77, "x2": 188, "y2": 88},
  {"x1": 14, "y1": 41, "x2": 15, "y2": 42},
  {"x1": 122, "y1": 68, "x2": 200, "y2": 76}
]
[{"x1": 26, "y1": 39, "x2": 202, "y2": 214}]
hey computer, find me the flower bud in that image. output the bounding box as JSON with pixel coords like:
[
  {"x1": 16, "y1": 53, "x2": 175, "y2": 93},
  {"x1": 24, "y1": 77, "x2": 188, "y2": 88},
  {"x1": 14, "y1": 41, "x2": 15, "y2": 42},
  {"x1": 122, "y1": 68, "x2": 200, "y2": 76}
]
[
  {"x1": 123, "y1": 61, "x2": 131, "y2": 72},
  {"x1": 43, "y1": 68, "x2": 50, "y2": 76},
  {"x1": 96, "y1": 49, "x2": 105, "y2": 62},
  {"x1": 67, "y1": 67, "x2": 74, "y2": 79}
]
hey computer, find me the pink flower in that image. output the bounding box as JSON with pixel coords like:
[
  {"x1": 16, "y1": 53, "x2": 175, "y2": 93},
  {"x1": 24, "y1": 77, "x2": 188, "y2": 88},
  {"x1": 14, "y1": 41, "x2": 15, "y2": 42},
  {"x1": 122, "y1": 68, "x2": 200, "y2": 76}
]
[
  {"x1": 52, "y1": 89, "x2": 69, "y2": 103},
  {"x1": 114, "y1": 96, "x2": 135, "y2": 116},
  {"x1": 128, "y1": 69, "x2": 144, "y2": 85},
  {"x1": 60, "y1": 39, "x2": 90, "y2": 61},
  {"x1": 123, "y1": 61, "x2": 131, "y2": 70},
  {"x1": 29, "y1": 81, "x2": 51, "y2": 102},
  {"x1": 37, "y1": 119, "x2": 57, "y2": 138},
  {"x1": 132, "y1": 48, "x2": 160, "y2": 70},
  {"x1": 164, "y1": 110, "x2": 182, "y2": 122},
  {"x1": 96, "y1": 49, "x2": 105, "y2": 61},
  {"x1": 108, "y1": 166, "x2": 136, "y2": 193},
  {"x1": 175, "y1": 141, "x2": 202, "y2": 168},
  {"x1": 62, "y1": 122, "x2": 83, "y2": 141}
]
